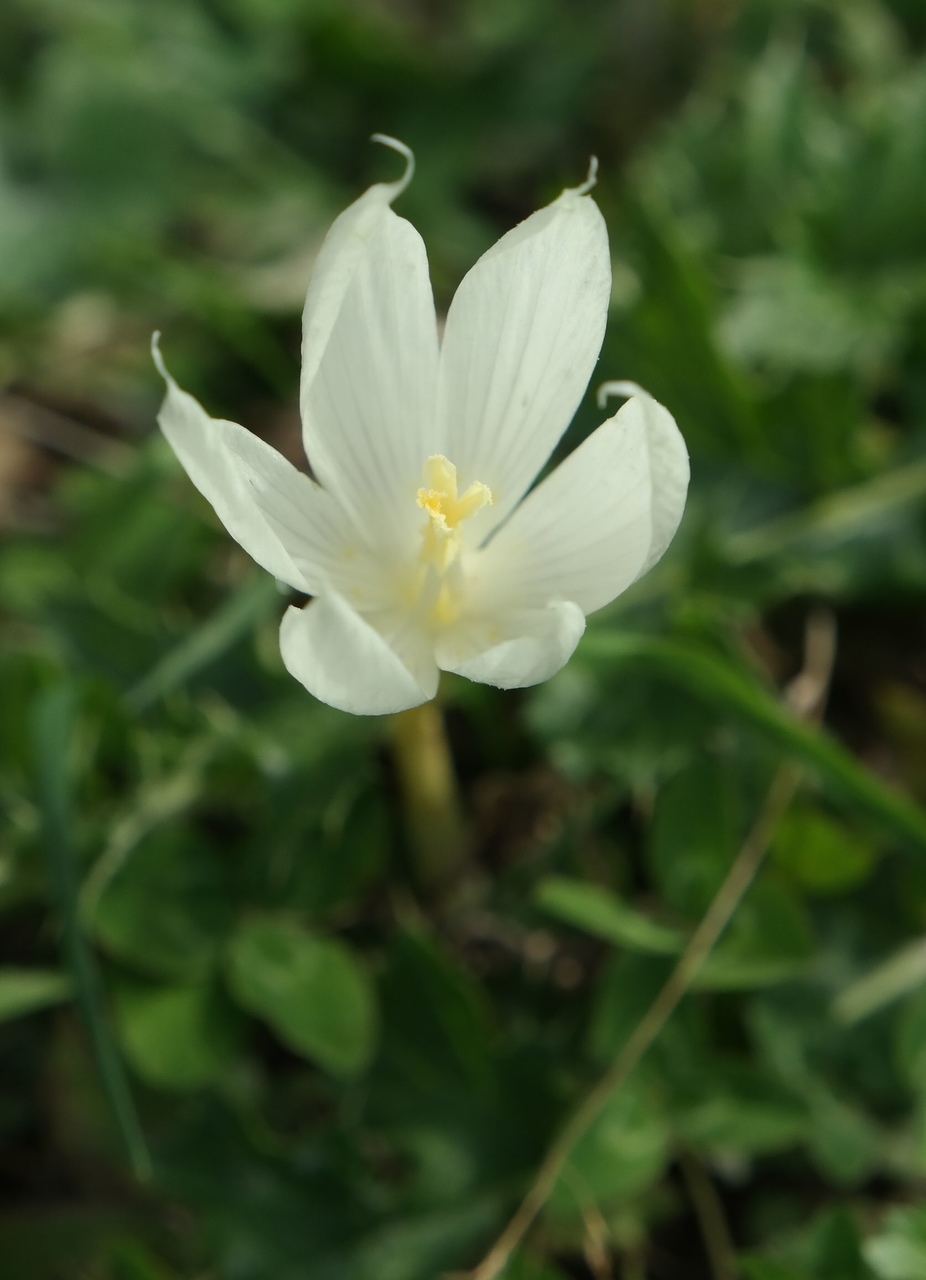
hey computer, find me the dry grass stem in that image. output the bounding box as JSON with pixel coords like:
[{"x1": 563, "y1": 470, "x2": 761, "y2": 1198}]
[{"x1": 466, "y1": 609, "x2": 837, "y2": 1280}]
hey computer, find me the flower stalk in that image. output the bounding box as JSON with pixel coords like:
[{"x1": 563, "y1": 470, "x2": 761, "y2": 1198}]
[{"x1": 392, "y1": 698, "x2": 467, "y2": 890}]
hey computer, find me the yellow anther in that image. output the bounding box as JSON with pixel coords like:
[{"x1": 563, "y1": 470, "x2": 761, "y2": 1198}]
[{"x1": 416, "y1": 454, "x2": 492, "y2": 573}]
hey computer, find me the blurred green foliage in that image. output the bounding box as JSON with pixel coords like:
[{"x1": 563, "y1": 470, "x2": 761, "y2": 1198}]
[{"x1": 3, "y1": 0, "x2": 926, "y2": 1277}]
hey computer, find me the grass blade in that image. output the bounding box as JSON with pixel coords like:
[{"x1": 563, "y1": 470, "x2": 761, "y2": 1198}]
[
  {"x1": 125, "y1": 574, "x2": 280, "y2": 713},
  {"x1": 33, "y1": 685, "x2": 152, "y2": 1181},
  {"x1": 580, "y1": 631, "x2": 926, "y2": 854}
]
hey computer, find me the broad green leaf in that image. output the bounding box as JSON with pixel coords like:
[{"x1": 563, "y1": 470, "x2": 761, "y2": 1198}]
[
  {"x1": 351, "y1": 1197, "x2": 505, "y2": 1280},
  {"x1": 773, "y1": 807, "x2": 879, "y2": 895},
  {"x1": 0, "y1": 1209, "x2": 133, "y2": 1280},
  {"x1": 535, "y1": 877, "x2": 685, "y2": 955},
  {"x1": 91, "y1": 827, "x2": 232, "y2": 980},
  {"x1": 679, "y1": 1092, "x2": 808, "y2": 1156},
  {"x1": 742, "y1": 1263, "x2": 812, "y2": 1280},
  {"x1": 226, "y1": 918, "x2": 377, "y2": 1077},
  {"x1": 695, "y1": 880, "x2": 815, "y2": 991},
  {"x1": 806, "y1": 1091, "x2": 881, "y2": 1188},
  {"x1": 589, "y1": 953, "x2": 674, "y2": 1067},
  {"x1": 539, "y1": 873, "x2": 811, "y2": 992},
  {"x1": 105, "y1": 1236, "x2": 181, "y2": 1279},
  {"x1": 549, "y1": 1077, "x2": 670, "y2": 1217},
  {"x1": 114, "y1": 980, "x2": 242, "y2": 1091},
  {"x1": 377, "y1": 930, "x2": 494, "y2": 1092},
  {"x1": 275, "y1": 785, "x2": 388, "y2": 916},
  {"x1": 866, "y1": 1208, "x2": 926, "y2": 1280},
  {"x1": 0, "y1": 969, "x2": 71, "y2": 1023},
  {"x1": 802, "y1": 1209, "x2": 875, "y2": 1280},
  {"x1": 499, "y1": 1253, "x2": 570, "y2": 1280},
  {"x1": 649, "y1": 755, "x2": 741, "y2": 915},
  {"x1": 696, "y1": 955, "x2": 809, "y2": 990},
  {"x1": 750, "y1": 999, "x2": 884, "y2": 1184}
]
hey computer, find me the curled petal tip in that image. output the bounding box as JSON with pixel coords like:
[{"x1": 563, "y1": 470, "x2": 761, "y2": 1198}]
[
  {"x1": 596, "y1": 379, "x2": 649, "y2": 411},
  {"x1": 573, "y1": 155, "x2": 599, "y2": 197},
  {"x1": 369, "y1": 133, "x2": 415, "y2": 196},
  {"x1": 151, "y1": 330, "x2": 168, "y2": 380}
]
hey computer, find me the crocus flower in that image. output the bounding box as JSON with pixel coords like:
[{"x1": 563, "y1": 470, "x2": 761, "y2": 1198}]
[{"x1": 153, "y1": 137, "x2": 689, "y2": 715}]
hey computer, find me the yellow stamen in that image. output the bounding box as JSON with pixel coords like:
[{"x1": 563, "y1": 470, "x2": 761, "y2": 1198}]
[{"x1": 416, "y1": 454, "x2": 493, "y2": 574}]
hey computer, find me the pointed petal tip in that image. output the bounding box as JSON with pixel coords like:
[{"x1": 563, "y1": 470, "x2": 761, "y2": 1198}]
[{"x1": 369, "y1": 133, "x2": 415, "y2": 197}]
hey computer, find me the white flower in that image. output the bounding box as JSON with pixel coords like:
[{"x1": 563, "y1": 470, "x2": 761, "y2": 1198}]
[{"x1": 153, "y1": 137, "x2": 689, "y2": 716}]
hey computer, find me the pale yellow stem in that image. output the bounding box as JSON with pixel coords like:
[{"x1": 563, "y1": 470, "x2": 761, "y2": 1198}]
[{"x1": 391, "y1": 699, "x2": 467, "y2": 890}]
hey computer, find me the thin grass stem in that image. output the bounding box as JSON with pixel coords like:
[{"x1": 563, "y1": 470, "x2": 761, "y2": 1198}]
[
  {"x1": 467, "y1": 610, "x2": 837, "y2": 1280},
  {"x1": 33, "y1": 685, "x2": 152, "y2": 1183}
]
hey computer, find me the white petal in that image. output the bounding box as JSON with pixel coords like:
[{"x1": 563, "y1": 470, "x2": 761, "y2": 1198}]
[
  {"x1": 611, "y1": 388, "x2": 690, "y2": 577},
  {"x1": 299, "y1": 143, "x2": 439, "y2": 546},
  {"x1": 279, "y1": 593, "x2": 439, "y2": 716},
  {"x1": 436, "y1": 600, "x2": 585, "y2": 690},
  {"x1": 437, "y1": 182, "x2": 611, "y2": 542},
  {"x1": 154, "y1": 338, "x2": 351, "y2": 594},
  {"x1": 472, "y1": 393, "x2": 689, "y2": 616},
  {"x1": 362, "y1": 605, "x2": 443, "y2": 697}
]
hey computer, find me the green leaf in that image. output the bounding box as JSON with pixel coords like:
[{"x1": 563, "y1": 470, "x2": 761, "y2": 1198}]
[
  {"x1": 377, "y1": 930, "x2": 494, "y2": 1092},
  {"x1": 865, "y1": 1208, "x2": 926, "y2": 1280},
  {"x1": 124, "y1": 574, "x2": 280, "y2": 713},
  {"x1": 32, "y1": 683, "x2": 150, "y2": 1180},
  {"x1": 803, "y1": 1209, "x2": 875, "y2": 1280},
  {"x1": 727, "y1": 457, "x2": 926, "y2": 566},
  {"x1": 0, "y1": 1209, "x2": 133, "y2": 1280},
  {"x1": 718, "y1": 256, "x2": 902, "y2": 377},
  {"x1": 579, "y1": 632, "x2": 926, "y2": 855},
  {"x1": 350, "y1": 1197, "x2": 505, "y2": 1280},
  {"x1": 535, "y1": 877, "x2": 685, "y2": 955},
  {"x1": 537, "y1": 872, "x2": 811, "y2": 992},
  {"x1": 114, "y1": 980, "x2": 242, "y2": 1091},
  {"x1": 741, "y1": 1262, "x2": 812, "y2": 1280},
  {"x1": 609, "y1": 194, "x2": 766, "y2": 462},
  {"x1": 91, "y1": 828, "x2": 232, "y2": 981},
  {"x1": 675, "y1": 1073, "x2": 809, "y2": 1155},
  {"x1": 773, "y1": 807, "x2": 879, "y2": 895},
  {"x1": 695, "y1": 880, "x2": 815, "y2": 991},
  {"x1": 589, "y1": 953, "x2": 674, "y2": 1066},
  {"x1": 649, "y1": 755, "x2": 741, "y2": 915},
  {"x1": 549, "y1": 1076, "x2": 670, "y2": 1217},
  {"x1": 805, "y1": 1091, "x2": 881, "y2": 1188},
  {"x1": 226, "y1": 918, "x2": 377, "y2": 1077},
  {"x1": 833, "y1": 936, "x2": 926, "y2": 1025},
  {"x1": 0, "y1": 968, "x2": 71, "y2": 1023},
  {"x1": 499, "y1": 1253, "x2": 570, "y2": 1280},
  {"x1": 895, "y1": 988, "x2": 926, "y2": 1090},
  {"x1": 105, "y1": 1236, "x2": 181, "y2": 1279}
]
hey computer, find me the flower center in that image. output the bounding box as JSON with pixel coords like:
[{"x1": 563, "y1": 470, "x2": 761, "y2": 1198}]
[{"x1": 416, "y1": 454, "x2": 493, "y2": 574}]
